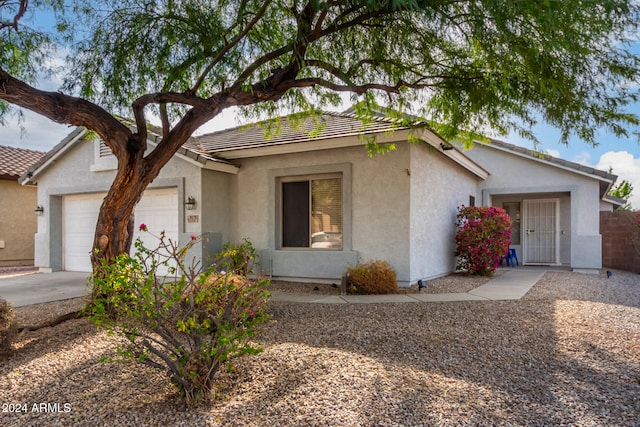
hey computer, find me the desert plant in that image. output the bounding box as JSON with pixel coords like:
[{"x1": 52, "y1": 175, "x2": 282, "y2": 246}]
[
  {"x1": 89, "y1": 228, "x2": 271, "y2": 405},
  {"x1": 346, "y1": 260, "x2": 398, "y2": 294},
  {"x1": 0, "y1": 297, "x2": 15, "y2": 356},
  {"x1": 216, "y1": 238, "x2": 259, "y2": 275},
  {"x1": 455, "y1": 205, "x2": 512, "y2": 276}
]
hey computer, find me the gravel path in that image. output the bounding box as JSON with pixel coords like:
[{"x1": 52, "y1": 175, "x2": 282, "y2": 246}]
[{"x1": 1, "y1": 269, "x2": 639, "y2": 426}]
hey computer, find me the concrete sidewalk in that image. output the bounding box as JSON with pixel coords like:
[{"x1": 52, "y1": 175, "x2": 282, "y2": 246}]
[
  {"x1": 270, "y1": 269, "x2": 544, "y2": 303},
  {"x1": 0, "y1": 269, "x2": 544, "y2": 307}
]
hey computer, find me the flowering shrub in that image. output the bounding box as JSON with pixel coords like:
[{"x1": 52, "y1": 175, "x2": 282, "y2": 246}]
[
  {"x1": 89, "y1": 229, "x2": 270, "y2": 405},
  {"x1": 455, "y1": 205, "x2": 512, "y2": 276},
  {"x1": 0, "y1": 297, "x2": 15, "y2": 356},
  {"x1": 216, "y1": 238, "x2": 259, "y2": 275},
  {"x1": 346, "y1": 260, "x2": 398, "y2": 294}
]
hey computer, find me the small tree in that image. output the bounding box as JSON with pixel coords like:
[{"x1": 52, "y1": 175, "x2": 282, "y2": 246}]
[
  {"x1": 609, "y1": 179, "x2": 634, "y2": 211},
  {"x1": 455, "y1": 205, "x2": 512, "y2": 276},
  {"x1": 89, "y1": 229, "x2": 270, "y2": 405}
]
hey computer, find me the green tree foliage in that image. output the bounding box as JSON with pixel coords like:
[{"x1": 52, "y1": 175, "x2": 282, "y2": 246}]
[
  {"x1": 1, "y1": 0, "x2": 639, "y2": 266},
  {"x1": 609, "y1": 179, "x2": 634, "y2": 211}
]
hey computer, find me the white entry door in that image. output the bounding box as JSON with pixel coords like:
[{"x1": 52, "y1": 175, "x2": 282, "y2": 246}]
[
  {"x1": 62, "y1": 188, "x2": 178, "y2": 272},
  {"x1": 523, "y1": 199, "x2": 559, "y2": 264}
]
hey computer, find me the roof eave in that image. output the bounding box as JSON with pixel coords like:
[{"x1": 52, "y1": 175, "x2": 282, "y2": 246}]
[
  {"x1": 414, "y1": 129, "x2": 489, "y2": 180},
  {"x1": 19, "y1": 127, "x2": 86, "y2": 186},
  {"x1": 477, "y1": 139, "x2": 617, "y2": 184}
]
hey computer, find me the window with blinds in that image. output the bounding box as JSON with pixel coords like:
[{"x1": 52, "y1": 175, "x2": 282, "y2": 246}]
[{"x1": 281, "y1": 175, "x2": 342, "y2": 250}]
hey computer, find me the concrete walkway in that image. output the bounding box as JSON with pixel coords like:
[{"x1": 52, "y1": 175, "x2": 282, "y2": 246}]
[
  {"x1": 0, "y1": 269, "x2": 545, "y2": 307},
  {"x1": 270, "y1": 269, "x2": 545, "y2": 304}
]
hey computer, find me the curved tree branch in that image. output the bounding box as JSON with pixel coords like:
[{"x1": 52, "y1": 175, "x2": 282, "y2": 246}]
[
  {"x1": 0, "y1": 67, "x2": 131, "y2": 158},
  {"x1": 131, "y1": 91, "x2": 209, "y2": 144},
  {"x1": 0, "y1": 0, "x2": 28, "y2": 32}
]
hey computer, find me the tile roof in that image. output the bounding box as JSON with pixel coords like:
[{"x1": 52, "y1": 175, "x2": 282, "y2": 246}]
[
  {"x1": 0, "y1": 144, "x2": 45, "y2": 180},
  {"x1": 188, "y1": 112, "x2": 423, "y2": 155}
]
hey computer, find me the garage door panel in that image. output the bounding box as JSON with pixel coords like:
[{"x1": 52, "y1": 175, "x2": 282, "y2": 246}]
[
  {"x1": 63, "y1": 188, "x2": 178, "y2": 272},
  {"x1": 63, "y1": 193, "x2": 104, "y2": 272}
]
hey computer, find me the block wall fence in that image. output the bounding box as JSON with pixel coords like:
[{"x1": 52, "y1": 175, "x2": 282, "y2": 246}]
[{"x1": 600, "y1": 211, "x2": 640, "y2": 273}]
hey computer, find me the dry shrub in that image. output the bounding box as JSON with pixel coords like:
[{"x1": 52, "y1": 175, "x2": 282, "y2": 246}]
[
  {"x1": 0, "y1": 297, "x2": 15, "y2": 356},
  {"x1": 346, "y1": 260, "x2": 398, "y2": 294}
]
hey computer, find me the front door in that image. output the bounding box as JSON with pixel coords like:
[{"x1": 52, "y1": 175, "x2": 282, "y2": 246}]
[{"x1": 523, "y1": 199, "x2": 559, "y2": 264}]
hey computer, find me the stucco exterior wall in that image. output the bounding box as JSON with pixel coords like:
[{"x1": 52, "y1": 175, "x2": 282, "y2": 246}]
[
  {"x1": 33, "y1": 137, "x2": 205, "y2": 270},
  {"x1": 229, "y1": 143, "x2": 412, "y2": 281},
  {"x1": 0, "y1": 180, "x2": 38, "y2": 266},
  {"x1": 409, "y1": 144, "x2": 479, "y2": 282},
  {"x1": 460, "y1": 143, "x2": 603, "y2": 269}
]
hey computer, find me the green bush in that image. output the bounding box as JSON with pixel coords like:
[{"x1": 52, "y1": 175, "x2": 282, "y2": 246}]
[
  {"x1": 216, "y1": 238, "x2": 259, "y2": 275},
  {"x1": 346, "y1": 260, "x2": 398, "y2": 294},
  {"x1": 89, "y1": 229, "x2": 270, "y2": 405},
  {"x1": 0, "y1": 297, "x2": 15, "y2": 356}
]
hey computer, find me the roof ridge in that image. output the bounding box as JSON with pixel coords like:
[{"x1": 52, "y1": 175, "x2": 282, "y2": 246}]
[{"x1": 195, "y1": 109, "x2": 425, "y2": 141}]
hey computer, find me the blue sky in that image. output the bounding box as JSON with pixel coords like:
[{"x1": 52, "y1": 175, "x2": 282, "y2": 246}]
[{"x1": 2, "y1": 6, "x2": 640, "y2": 209}]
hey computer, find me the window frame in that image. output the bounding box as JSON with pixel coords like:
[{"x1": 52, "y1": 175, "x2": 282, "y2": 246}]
[
  {"x1": 271, "y1": 163, "x2": 352, "y2": 252},
  {"x1": 279, "y1": 172, "x2": 343, "y2": 250}
]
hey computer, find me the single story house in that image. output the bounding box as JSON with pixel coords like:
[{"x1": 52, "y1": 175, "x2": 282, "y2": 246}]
[
  {"x1": 0, "y1": 145, "x2": 45, "y2": 266},
  {"x1": 20, "y1": 113, "x2": 619, "y2": 285}
]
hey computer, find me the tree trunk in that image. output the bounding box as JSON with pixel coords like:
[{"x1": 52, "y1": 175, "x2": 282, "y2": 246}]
[{"x1": 90, "y1": 148, "x2": 151, "y2": 270}]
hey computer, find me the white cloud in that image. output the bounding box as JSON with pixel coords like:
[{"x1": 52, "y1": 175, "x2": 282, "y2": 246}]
[
  {"x1": 596, "y1": 151, "x2": 640, "y2": 210},
  {"x1": 572, "y1": 152, "x2": 592, "y2": 166},
  {"x1": 2, "y1": 109, "x2": 72, "y2": 152}
]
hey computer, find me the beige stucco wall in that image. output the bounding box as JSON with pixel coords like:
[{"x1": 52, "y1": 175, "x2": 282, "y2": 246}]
[
  {"x1": 229, "y1": 143, "x2": 413, "y2": 281},
  {"x1": 409, "y1": 143, "x2": 479, "y2": 281},
  {"x1": 228, "y1": 141, "x2": 478, "y2": 284},
  {"x1": 0, "y1": 179, "x2": 38, "y2": 266}
]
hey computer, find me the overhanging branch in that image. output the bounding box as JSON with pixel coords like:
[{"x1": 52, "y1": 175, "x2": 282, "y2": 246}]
[
  {"x1": 0, "y1": 67, "x2": 131, "y2": 158},
  {"x1": 131, "y1": 91, "x2": 209, "y2": 144},
  {"x1": 0, "y1": 0, "x2": 28, "y2": 32}
]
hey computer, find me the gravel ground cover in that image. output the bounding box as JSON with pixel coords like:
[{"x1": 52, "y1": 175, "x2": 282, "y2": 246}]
[{"x1": 1, "y1": 269, "x2": 639, "y2": 426}]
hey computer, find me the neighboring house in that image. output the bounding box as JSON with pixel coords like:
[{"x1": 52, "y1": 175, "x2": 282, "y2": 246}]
[
  {"x1": 20, "y1": 113, "x2": 618, "y2": 284},
  {"x1": 0, "y1": 145, "x2": 45, "y2": 266}
]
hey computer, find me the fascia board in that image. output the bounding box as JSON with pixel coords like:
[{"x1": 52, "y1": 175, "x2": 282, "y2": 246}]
[
  {"x1": 19, "y1": 128, "x2": 87, "y2": 186},
  {"x1": 414, "y1": 129, "x2": 490, "y2": 180}
]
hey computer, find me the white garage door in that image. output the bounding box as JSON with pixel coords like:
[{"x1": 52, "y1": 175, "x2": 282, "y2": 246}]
[{"x1": 63, "y1": 188, "x2": 179, "y2": 272}]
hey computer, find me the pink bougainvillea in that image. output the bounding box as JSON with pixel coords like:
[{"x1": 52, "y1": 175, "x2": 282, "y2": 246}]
[{"x1": 455, "y1": 205, "x2": 512, "y2": 276}]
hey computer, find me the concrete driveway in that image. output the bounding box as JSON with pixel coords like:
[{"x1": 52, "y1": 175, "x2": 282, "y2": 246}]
[{"x1": 0, "y1": 272, "x2": 90, "y2": 307}]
